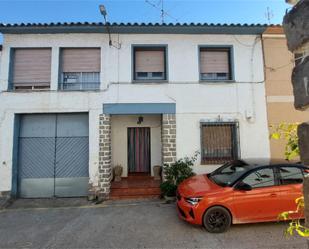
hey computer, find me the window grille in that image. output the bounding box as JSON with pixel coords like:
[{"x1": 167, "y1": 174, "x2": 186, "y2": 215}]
[{"x1": 201, "y1": 122, "x2": 239, "y2": 164}]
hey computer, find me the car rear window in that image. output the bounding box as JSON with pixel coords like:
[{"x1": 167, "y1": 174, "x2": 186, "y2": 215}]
[{"x1": 279, "y1": 167, "x2": 303, "y2": 185}]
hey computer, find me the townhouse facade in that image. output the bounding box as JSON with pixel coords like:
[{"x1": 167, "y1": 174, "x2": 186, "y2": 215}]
[
  {"x1": 0, "y1": 23, "x2": 271, "y2": 199},
  {"x1": 262, "y1": 26, "x2": 309, "y2": 162}
]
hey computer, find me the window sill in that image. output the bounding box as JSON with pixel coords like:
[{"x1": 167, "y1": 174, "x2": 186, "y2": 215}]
[
  {"x1": 132, "y1": 80, "x2": 168, "y2": 84},
  {"x1": 58, "y1": 89, "x2": 101, "y2": 92},
  {"x1": 199, "y1": 80, "x2": 236, "y2": 84},
  {"x1": 200, "y1": 162, "x2": 225, "y2": 166}
]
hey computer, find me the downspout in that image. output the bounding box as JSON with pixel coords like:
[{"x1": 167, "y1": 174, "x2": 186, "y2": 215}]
[{"x1": 246, "y1": 35, "x2": 260, "y2": 123}]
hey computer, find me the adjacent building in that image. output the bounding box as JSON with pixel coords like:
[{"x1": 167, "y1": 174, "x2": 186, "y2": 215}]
[
  {"x1": 262, "y1": 26, "x2": 308, "y2": 161},
  {"x1": 0, "y1": 23, "x2": 271, "y2": 199}
]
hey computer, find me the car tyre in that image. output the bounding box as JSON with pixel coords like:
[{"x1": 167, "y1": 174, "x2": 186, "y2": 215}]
[{"x1": 203, "y1": 206, "x2": 231, "y2": 233}]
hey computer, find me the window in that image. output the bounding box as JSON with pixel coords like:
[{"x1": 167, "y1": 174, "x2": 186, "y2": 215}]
[
  {"x1": 133, "y1": 46, "x2": 167, "y2": 81},
  {"x1": 242, "y1": 168, "x2": 275, "y2": 188},
  {"x1": 11, "y1": 48, "x2": 52, "y2": 90},
  {"x1": 209, "y1": 160, "x2": 249, "y2": 186},
  {"x1": 199, "y1": 47, "x2": 232, "y2": 81},
  {"x1": 279, "y1": 167, "x2": 303, "y2": 185},
  {"x1": 201, "y1": 122, "x2": 238, "y2": 164},
  {"x1": 60, "y1": 48, "x2": 100, "y2": 90}
]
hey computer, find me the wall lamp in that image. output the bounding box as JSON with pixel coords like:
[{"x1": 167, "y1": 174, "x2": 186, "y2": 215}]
[{"x1": 99, "y1": 4, "x2": 121, "y2": 49}]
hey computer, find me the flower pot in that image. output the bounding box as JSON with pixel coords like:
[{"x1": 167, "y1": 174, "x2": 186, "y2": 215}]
[
  {"x1": 113, "y1": 165, "x2": 123, "y2": 182},
  {"x1": 153, "y1": 165, "x2": 162, "y2": 180}
]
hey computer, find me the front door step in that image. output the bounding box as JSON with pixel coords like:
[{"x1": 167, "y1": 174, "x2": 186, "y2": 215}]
[{"x1": 110, "y1": 176, "x2": 161, "y2": 200}]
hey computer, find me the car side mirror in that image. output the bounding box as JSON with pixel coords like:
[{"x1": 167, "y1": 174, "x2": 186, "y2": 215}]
[{"x1": 234, "y1": 182, "x2": 252, "y2": 191}]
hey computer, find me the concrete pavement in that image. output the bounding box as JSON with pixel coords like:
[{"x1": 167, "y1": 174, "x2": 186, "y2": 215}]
[{"x1": 0, "y1": 199, "x2": 307, "y2": 249}]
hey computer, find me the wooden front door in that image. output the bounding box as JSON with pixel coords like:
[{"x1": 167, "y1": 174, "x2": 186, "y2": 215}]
[{"x1": 128, "y1": 127, "x2": 151, "y2": 174}]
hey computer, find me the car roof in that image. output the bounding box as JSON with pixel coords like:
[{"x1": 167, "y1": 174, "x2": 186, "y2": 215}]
[
  {"x1": 237, "y1": 159, "x2": 307, "y2": 168},
  {"x1": 224, "y1": 160, "x2": 308, "y2": 176}
]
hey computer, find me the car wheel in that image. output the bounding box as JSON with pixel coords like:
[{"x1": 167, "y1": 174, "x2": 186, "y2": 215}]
[{"x1": 203, "y1": 206, "x2": 231, "y2": 233}]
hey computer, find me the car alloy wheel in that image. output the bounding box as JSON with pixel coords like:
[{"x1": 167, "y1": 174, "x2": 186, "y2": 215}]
[{"x1": 203, "y1": 206, "x2": 231, "y2": 233}]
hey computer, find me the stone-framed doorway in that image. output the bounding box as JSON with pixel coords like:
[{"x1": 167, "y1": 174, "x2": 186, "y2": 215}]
[{"x1": 97, "y1": 112, "x2": 176, "y2": 199}]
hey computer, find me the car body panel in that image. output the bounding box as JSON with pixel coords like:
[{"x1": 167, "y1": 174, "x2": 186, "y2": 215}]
[{"x1": 177, "y1": 163, "x2": 306, "y2": 227}]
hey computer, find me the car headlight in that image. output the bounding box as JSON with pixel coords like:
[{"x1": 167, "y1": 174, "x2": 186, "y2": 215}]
[{"x1": 185, "y1": 197, "x2": 203, "y2": 205}]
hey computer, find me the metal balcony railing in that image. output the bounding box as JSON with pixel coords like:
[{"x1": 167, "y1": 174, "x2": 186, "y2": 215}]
[{"x1": 59, "y1": 82, "x2": 100, "y2": 91}]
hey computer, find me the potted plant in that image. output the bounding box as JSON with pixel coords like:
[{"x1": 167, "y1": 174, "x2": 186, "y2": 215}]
[
  {"x1": 160, "y1": 152, "x2": 198, "y2": 201},
  {"x1": 160, "y1": 181, "x2": 177, "y2": 201}
]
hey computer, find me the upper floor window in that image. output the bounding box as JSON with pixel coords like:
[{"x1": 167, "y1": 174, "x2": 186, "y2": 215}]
[
  {"x1": 201, "y1": 122, "x2": 238, "y2": 164},
  {"x1": 11, "y1": 48, "x2": 51, "y2": 91},
  {"x1": 133, "y1": 46, "x2": 167, "y2": 81},
  {"x1": 199, "y1": 47, "x2": 233, "y2": 81},
  {"x1": 60, "y1": 48, "x2": 101, "y2": 90}
]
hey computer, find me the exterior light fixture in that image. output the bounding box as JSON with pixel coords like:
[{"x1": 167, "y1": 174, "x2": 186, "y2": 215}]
[
  {"x1": 99, "y1": 5, "x2": 107, "y2": 19},
  {"x1": 137, "y1": 116, "x2": 144, "y2": 124},
  {"x1": 98, "y1": 4, "x2": 121, "y2": 49}
]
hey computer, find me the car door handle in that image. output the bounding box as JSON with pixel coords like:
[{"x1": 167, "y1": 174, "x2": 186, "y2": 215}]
[{"x1": 269, "y1": 193, "x2": 277, "y2": 197}]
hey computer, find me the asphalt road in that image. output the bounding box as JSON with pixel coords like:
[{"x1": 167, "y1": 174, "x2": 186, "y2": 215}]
[{"x1": 0, "y1": 199, "x2": 308, "y2": 249}]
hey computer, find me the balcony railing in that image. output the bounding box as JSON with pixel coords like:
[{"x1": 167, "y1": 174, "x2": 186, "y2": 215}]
[{"x1": 59, "y1": 82, "x2": 100, "y2": 91}]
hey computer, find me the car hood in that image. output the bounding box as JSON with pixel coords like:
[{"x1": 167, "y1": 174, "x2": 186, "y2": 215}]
[{"x1": 177, "y1": 174, "x2": 222, "y2": 197}]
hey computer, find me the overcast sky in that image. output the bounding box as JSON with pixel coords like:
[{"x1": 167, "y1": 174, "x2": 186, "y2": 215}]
[{"x1": 0, "y1": 0, "x2": 290, "y2": 43}]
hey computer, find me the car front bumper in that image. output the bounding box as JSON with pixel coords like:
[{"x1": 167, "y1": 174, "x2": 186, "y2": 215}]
[{"x1": 176, "y1": 193, "x2": 203, "y2": 225}]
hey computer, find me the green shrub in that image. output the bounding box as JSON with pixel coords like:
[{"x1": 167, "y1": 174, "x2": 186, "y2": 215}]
[
  {"x1": 160, "y1": 152, "x2": 198, "y2": 196},
  {"x1": 160, "y1": 181, "x2": 177, "y2": 197}
]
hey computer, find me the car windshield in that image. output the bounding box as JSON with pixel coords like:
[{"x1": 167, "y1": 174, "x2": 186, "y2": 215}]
[{"x1": 208, "y1": 160, "x2": 250, "y2": 187}]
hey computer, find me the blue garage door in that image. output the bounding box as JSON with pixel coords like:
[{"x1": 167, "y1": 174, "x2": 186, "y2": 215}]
[{"x1": 18, "y1": 113, "x2": 89, "y2": 198}]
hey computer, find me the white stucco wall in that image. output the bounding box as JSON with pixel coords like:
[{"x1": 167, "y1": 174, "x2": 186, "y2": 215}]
[
  {"x1": 0, "y1": 33, "x2": 270, "y2": 193},
  {"x1": 111, "y1": 115, "x2": 162, "y2": 177}
]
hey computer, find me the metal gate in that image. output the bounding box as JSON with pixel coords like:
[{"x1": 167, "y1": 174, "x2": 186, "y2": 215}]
[{"x1": 18, "y1": 113, "x2": 89, "y2": 198}]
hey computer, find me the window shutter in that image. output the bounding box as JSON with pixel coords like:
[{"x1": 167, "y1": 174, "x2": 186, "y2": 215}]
[
  {"x1": 12, "y1": 48, "x2": 51, "y2": 86},
  {"x1": 61, "y1": 48, "x2": 101, "y2": 73},
  {"x1": 200, "y1": 49, "x2": 229, "y2": 74},
  {"x1": 135, "y1": 50, "x2": 165, "y2": 73}
]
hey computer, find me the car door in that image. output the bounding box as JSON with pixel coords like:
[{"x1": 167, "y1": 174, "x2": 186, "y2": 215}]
[
  {"x1": 276, "y1": 166, "x2": 304, "y2": 218},
  {"x1": 232, "y1": 167, "x2": 281, "y2": 223}
]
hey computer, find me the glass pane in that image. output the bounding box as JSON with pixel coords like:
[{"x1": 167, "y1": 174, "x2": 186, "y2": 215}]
[
  {"x1": 279, "y1": 167, "x2": 303, "y2": 185},
  {"x1": 242, "y1": 168, "x2": 274, "y2": 188}
]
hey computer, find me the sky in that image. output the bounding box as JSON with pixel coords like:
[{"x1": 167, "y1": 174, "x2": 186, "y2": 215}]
[{"x1": 0, "y1": 0, "x2": 290, "y2": 43}]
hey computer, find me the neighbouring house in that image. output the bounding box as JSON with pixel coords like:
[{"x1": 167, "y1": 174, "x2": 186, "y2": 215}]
[
  {"x1": 0, "y1": 23, "x2": 271, "y2": 200},
  {"x1": 262, "y1": 26, "x2": 308, "y2": 162}
]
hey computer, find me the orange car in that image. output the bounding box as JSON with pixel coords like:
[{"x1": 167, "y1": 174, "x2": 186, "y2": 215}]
[{"x1": 177, "y1": 160, "x2": 307, "y2": 233}]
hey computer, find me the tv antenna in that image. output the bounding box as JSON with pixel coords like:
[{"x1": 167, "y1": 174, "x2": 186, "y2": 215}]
[
  {"x1": 265, "y1": 7, "x2": 274, "y2": 24},
  {"x1": 145, "y1": 0, "x2": 179, "y2": 23}
]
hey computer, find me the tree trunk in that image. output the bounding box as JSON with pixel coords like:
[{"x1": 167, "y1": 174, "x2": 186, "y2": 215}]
[{"x1": 303, "y1": 175, "x2": 309, "y2": 228}]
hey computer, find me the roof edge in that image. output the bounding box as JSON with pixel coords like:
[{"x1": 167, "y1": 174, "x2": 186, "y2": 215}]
[{"x1": 0, "y1": 22, "x2": 281, "y2": 35}]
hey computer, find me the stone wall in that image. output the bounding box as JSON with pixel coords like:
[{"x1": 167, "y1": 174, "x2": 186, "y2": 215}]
[
  {"x1": 162, "y1": 114, "x2": 177, "y2": 167},
  {"x1": 98, "y1": 114, "x2": 112, "y2": 199}
]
